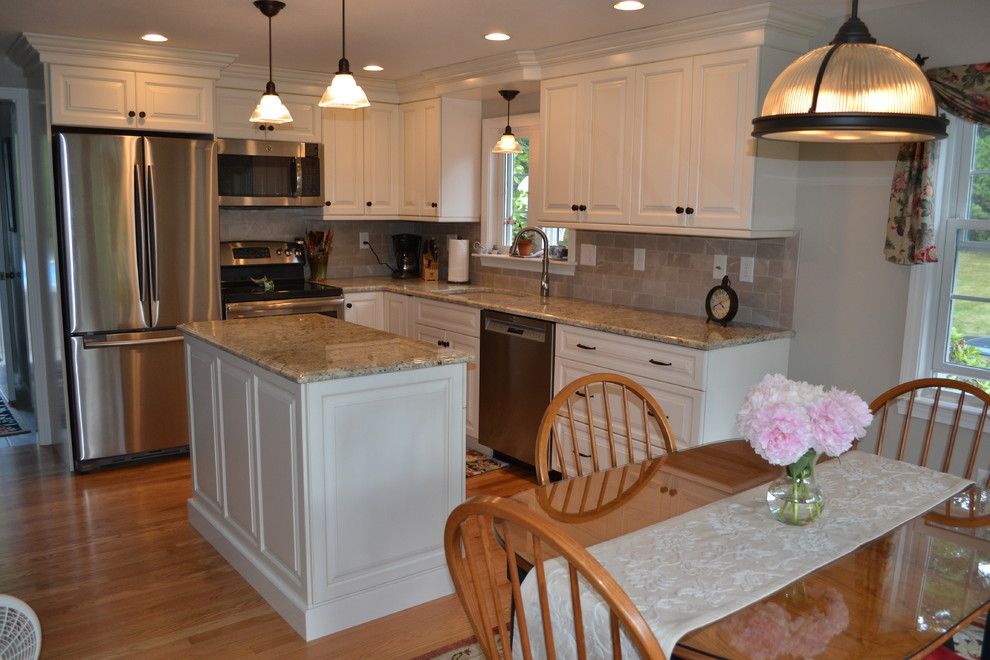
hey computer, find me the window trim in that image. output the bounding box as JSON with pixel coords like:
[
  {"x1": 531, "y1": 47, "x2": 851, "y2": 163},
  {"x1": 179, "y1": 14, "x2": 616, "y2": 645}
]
[{"x1": 901, "y1": 116, "x2": 990, "y2": 427}]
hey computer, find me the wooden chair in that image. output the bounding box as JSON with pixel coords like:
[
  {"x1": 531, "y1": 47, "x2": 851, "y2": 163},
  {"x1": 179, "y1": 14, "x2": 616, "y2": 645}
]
[
  {"x1": 444, "y1": 495, "x2": 665, "y2": 659},
  {"x1": 869, "y1": 377, "x2": 990, "y2": 483},
  {"x1": 535, "y1": 373, "x2": 677, "y2": 486}
]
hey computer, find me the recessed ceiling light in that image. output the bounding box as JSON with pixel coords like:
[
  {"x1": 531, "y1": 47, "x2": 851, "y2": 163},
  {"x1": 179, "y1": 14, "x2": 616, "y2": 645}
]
[
  {"x1": 363, "y1": 65, "x2": 384, "y2": 72},
  {"x1": 141, "y1": 33, "x2": 168, "y2": 43},
  {"x1": 613, "y1": 1, "x2": 645, "y2": 10},
  {"x1": 484, "y1": 32, "x2": 511, "y2": 41}
]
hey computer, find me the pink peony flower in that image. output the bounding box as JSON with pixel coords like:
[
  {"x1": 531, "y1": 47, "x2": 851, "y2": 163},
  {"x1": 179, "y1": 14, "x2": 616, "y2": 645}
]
[{"x1": 748, "y1": 401, "x2": 813, "y2": 466}]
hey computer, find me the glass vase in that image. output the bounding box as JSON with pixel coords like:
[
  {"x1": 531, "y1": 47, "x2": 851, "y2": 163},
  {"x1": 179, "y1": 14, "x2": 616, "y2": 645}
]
[
  {"x1": 308, "y1": 251, "x2": 329, "y2": 281},
  {"x1": 766, "y1": 454, "x2": 824, "y2": 526}
]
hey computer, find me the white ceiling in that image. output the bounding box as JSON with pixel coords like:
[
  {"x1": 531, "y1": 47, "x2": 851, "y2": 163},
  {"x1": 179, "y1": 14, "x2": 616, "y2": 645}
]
[{"x1": 0, "y1": 0, "x2": 926, "y2": 81}]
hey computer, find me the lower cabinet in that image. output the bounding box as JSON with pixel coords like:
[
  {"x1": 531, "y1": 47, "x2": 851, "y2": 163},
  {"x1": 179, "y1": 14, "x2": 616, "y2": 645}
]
[
  {"x1": 383, "y1": 292, "x2": 411, "y2": 336},
  {"x1": 343, "y1": 292, "x2": 384, "y2": 329},
  {"x1": 414, "y1": 323, "x2": 480, "y2": 439}
]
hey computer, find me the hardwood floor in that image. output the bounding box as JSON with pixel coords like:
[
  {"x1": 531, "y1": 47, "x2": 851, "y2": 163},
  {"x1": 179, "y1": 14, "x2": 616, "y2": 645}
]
[{"x1": 0, "y1": 445, "x2": 535, "y2": 658}]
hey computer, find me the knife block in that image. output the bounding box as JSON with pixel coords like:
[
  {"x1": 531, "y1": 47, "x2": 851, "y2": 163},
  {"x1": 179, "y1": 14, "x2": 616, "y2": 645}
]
[{"x1": 421, "y1": 253, "x2": 439, "y2": 281}]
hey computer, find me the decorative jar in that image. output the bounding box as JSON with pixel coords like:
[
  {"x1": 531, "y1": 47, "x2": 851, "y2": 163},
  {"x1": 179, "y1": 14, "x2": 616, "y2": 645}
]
[{"x1": 766, "y1": 457, "x2": 825, "y2": 526}]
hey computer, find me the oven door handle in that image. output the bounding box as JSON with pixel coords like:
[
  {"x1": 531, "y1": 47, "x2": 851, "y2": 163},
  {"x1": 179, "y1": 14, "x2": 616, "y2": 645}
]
[{"x1": 223, "y1": 296, "x2": 346, "y2": 319}]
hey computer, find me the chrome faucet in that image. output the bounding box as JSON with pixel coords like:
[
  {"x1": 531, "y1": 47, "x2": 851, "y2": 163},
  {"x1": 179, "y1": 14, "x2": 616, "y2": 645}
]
[{"x1": 510, "y1": 226, "x2": 550, "y2": 298}]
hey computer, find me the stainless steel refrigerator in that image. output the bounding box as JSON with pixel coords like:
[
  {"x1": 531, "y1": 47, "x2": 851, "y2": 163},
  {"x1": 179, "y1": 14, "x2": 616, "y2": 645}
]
[{"x1": 53, "y1": 131, "x2": 220, "y2": 469}]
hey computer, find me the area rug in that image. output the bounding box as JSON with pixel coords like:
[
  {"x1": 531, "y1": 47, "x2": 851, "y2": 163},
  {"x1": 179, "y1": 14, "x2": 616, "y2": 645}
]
[
  {"x1": 416, "y1": 636, "x2": 484, "y2": 660},
  {"x1": 466, "y1": 449, "x2": 507, "y2": 478},
  {"x1": 0, "y1": 397, "x2": 26, "y2": 437}
]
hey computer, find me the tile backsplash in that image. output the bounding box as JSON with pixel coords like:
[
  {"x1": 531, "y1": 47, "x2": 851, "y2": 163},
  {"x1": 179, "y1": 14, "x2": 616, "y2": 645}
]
[{"x1": 220, "y1": 208, "x2": 796, "y2": 328}]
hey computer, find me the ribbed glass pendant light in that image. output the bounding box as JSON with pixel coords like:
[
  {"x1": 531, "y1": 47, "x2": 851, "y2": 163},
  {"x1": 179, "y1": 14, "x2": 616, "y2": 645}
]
[
  {"x1": 249, "y1": 0, "x2": 293, "y2": 125},
  {"x1": 752, "y1": 0, "x2": 946, "y2": 143},
  {"x1": 492, "y1": 90, "x2": 524, "y2": 154},
  {"x1": 319, "y1": 0, "x2": 370, "y2": 109}
]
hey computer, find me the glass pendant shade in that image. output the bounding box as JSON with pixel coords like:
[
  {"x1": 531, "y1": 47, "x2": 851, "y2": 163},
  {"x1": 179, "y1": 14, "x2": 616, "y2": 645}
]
[
  {"x1": 752, "y1": 1, "x2": 947, "y2": 143},
  {"x1": 492, "y1": 130, "x2": 523, "y2": 154},
  {"x1": 250, "y1": 90, "x2": 293, "y2": 124},
  {"x1": 319, "y1": 68, "x2": 370, "y2": 109}
]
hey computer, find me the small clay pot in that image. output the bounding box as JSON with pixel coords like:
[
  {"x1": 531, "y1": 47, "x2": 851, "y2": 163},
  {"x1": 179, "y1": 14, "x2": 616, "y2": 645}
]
[{"x1": 516, "y1": 238, "x2": 534, "y2": 257}]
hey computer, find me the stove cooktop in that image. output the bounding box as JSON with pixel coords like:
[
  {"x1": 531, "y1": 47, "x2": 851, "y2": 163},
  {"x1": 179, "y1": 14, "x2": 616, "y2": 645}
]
[{"x1": 221, "y1": 279, "x2": 344, "y2": 304}]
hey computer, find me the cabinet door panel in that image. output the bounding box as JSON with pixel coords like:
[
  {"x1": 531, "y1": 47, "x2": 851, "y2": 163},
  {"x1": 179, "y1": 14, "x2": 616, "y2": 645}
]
[
  {"x1": 630, "y1": 59, "x2": 693, "y2": 226},
  {"x1": 50, "y1": 65, "x2": 136, "y2": 129},
  {"x1": 422, "y1": 100, "x2": 441, "y2": 216},
  {"x1": 584, "y1": 70, "x2": 633, "y2": 224},
  {"x1": 136, "y1": 73, "x2": 213, "y2": 132},
  {"x1": 344, "y1": 292, "x2": 384, "y2": 329},
  {"x1": 364, "y1": 104, "x2": 400, "y2": 215},
  {"x1": 414, "y1": 324, "x2": 479, "y2": 439},
  {"x1": 383, "y1": 292, "x2": 410, "y2": 337},
  {"x1": 323, "y1": 108, "x2": 365, "y2": 215},
  {"x1": 400, "y1": 104, "x2": 425, "y2": 215},
  {"x1": 216, "y1": 88, "x2": 321, "y2": 141},
  {"x1": 538, "y1": 78, "x2": 583, "y2": 222},
  {"x1": 219, "y1": 361, "x2": 257, "y2": 542},
  {"x1": 688, "y1": 50, "x2": 756, "y2": 230},
  {"x1": 186, "y1": 346, "x2": 222, "y2": 510}
]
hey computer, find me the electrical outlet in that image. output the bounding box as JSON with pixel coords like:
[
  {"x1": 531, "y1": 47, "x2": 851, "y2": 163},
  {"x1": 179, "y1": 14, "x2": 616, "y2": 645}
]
[
  {"x1": 359, "y1": 232, "x2": 369, "y2": 249},
  {"x1": 633, "y1": 248, "x2": 646, "y2": 271},
  {"x1": 580, "y1": 244, "x2": 597, "y2": 266},
  {"x1": 713, "y1": 254, "x2": 727, "y2": 279},
  {"x1": 739, "y1": 256, "x2": 755, "y2": 282}
]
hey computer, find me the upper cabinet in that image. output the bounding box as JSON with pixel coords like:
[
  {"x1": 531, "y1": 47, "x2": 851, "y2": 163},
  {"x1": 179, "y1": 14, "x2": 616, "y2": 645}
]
[
  {"x1": 400, "y1": 97, "x2": 481, "y2": 223},
  {"x1": 214, "y1": 87, "x2": 322, "y2": 142},
  {"x1": 536, "y1": 69, "x2": 634, "y2": 225},
  {"x1": 323, "y1": 104, "x2": 400, "y2": 217},
  {"x1": 536, "y1": 47, "x2": 799, "y2": 238},
  {"x1": 50, "y1": 65, "x2": 214, "y2": 133}
]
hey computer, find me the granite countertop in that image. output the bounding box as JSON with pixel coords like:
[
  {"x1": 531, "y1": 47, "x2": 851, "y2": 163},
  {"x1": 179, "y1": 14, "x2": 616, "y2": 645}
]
[
  {"x1": 180, "y1": 314, "x2": 473, "y2": 384},
  {"x1": 316, "y1": 277, "x2": 794, "y2": 351}
]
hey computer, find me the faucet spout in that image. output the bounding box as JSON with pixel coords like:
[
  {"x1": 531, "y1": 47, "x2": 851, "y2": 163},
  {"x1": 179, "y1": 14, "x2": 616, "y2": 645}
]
[{"x1": 510, "y1": 226, "x2": 551, "y2": 299}]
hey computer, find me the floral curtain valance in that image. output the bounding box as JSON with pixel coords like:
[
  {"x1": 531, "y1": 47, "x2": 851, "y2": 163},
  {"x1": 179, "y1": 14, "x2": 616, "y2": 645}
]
[{"x1": 885, "y1": 63, "x2": 990, "y2": 265}]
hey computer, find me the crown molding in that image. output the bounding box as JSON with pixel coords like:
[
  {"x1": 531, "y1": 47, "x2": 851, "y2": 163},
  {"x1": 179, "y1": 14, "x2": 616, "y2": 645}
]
[
  {"x1": 16, "y1": 32, "x2": 236, "y2": 79},
  {"x1": 218, "y1": 63, "x2": 401, "y2": 103},
  {"x1": 418, "y1": 50, "x2": 541, "y2": 97}
]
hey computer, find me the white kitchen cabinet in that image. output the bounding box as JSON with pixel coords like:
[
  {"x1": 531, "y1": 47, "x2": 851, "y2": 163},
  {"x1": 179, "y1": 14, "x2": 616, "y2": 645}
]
[
  {"x1": 414, "y1": 324, "x2": 480, "y2": 439},
  {"x1": 50, "y1": 64, "x2": 213, "y2": 132},
  {"x1": 554, "y1": 323, "x2": 789, "y2": 446},
  {"x1": 537, "y1": 47, "x2": 798, "y2": 238},
  {"x1": 323, "y1": 104, "x2": 400, "y2": 217},
  {"x1": 343, "y1": 292, "x2": 384, "y2": 330},
  {"x1": 399, "y1": 97, "x2": 481, "y2": 222},
  {"x1": 537, "y1": 69, "x2": 633, "y2": 225},
  {"x1": 383, "y1": 292, "x2": 411, "y2": 337},
  {"x1": 215, "y1": 87, "x2": 322, "y2": 142}
]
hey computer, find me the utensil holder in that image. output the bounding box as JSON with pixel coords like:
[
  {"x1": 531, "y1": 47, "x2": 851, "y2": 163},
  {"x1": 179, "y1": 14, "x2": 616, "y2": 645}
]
[{"x1": 309, "y1": 251, "x2": 329, "y2": 281}]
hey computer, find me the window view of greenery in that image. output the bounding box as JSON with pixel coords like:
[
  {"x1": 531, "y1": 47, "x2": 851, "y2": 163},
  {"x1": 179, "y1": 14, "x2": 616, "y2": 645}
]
[
  {"x1": 500, "y1": 137, "x2": 568, "y2": 253},
  {"x1": 946, "y1": 126, "x2": 990, "y2": 392}
]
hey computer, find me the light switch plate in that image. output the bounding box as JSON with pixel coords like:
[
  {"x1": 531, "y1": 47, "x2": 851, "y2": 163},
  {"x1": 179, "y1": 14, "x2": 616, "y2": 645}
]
[
  {"x1": 713, "y1": 254, "x2": 727, "y2": 279},
  {"x1": 580, "y1": 244, "x2": 597, "y2": 266},
  {"x1": 359, "y1": 232, "x2": 369, "y2": 249},
  {"x1": 633, "y1": 248, "x2": 646, "y2": 271},
  {"x1": 739, "y1": 256, "x2": 755, "y2": 282}
]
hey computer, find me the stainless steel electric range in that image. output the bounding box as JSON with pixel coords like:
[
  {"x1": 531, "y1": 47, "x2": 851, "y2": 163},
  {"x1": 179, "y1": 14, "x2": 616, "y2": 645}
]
[{"x1": 220, "y1": 241, "x2": 345, "y2": 319}]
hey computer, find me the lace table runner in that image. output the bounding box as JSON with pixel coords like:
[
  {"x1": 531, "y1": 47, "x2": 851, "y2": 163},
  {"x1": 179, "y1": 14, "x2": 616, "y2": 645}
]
[{"x1": 514, "y1": 451, "x2": 971, "y2": 659}]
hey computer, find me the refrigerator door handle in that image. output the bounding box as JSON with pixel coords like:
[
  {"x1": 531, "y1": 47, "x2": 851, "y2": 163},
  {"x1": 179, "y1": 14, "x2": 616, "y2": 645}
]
[
  {"x1": 82, "y1": 333, "x2": 183, "y2": 349},
  {"x1": 146, "y1": 164, "x2": 160, "y2": 327},
  {"x1": 133, "y1": 164, "x2": 147, "y2": 303}
]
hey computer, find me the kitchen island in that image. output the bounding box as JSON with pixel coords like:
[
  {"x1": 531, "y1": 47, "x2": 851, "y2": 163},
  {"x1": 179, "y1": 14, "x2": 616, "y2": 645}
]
[{"x1": 179, "y1": 314, "x2": 471, "y2": 641}]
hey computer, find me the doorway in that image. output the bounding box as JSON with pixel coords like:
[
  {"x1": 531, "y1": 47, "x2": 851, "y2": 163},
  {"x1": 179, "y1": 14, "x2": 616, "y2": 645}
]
[{"x1": 0, "y1": 100, "x2": 36, "y2": 446}]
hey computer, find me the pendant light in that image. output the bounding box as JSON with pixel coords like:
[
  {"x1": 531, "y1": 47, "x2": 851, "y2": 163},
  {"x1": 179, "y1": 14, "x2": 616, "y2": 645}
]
[
  {"x1": 249, "y1": 0, "x2": 293, "y2": 125},
  {"x1": 319, "y1": 0, "x2": 370, "y2": 109},
  {"x1": 752, "y1": 0, "x2": 946, "y2": 143},
  {"x1": 492, "y1": 90, "x2": 524, "y2": 154}
]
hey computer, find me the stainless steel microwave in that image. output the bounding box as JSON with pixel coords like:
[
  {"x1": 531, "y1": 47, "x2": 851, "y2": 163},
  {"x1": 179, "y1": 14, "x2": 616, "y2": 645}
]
[{"x1": 216, "y1": 139, "x2": 323, "y2": 207}]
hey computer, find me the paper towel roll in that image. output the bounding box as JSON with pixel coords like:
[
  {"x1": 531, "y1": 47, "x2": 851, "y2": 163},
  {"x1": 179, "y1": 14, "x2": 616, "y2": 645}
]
[{"x1": 447, "y1": 239, "x2": 470, "y2": 283}]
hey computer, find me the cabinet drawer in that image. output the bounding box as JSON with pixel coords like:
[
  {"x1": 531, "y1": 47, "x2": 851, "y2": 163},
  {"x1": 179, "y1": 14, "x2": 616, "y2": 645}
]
[
  {"x1": 413, "y1": 298, "x2": 480, "y2": 337},
  {"x1": 555, "y1": 357, "x2": 700, "y2": 447},
  {"x1": 556, "y1": 324, "x2": 705, "y2": 390}
]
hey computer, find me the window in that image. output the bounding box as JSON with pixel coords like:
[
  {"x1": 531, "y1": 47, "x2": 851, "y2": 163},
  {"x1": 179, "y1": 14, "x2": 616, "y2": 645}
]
[
  {"x1": 481, "y1": 113, "x2": 573, "y2": 263},
  {"x1": 931, "y1": 122, "x2": 990, "y2": 389}
]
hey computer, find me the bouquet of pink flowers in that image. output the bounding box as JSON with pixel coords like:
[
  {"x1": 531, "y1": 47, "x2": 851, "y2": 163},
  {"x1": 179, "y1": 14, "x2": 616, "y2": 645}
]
[{"x1": 737, "y1": 374, "x2": 873, "y2": 471}]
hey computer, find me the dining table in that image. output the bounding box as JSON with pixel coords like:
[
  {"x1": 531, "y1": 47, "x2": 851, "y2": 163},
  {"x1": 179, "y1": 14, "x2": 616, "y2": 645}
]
[{"x1": 507, "y1": 439, "x2": 990, "y2": 659}]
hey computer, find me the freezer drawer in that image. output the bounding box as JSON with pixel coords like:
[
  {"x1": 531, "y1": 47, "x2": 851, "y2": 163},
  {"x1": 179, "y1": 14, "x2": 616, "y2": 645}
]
[{"x1": 69, "y1": 331, "x2": 189, "y2": 462}]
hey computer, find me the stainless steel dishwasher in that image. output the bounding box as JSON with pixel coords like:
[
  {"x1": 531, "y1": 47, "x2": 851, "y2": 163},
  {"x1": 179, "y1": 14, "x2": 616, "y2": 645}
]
[{"x1": 479, "y1": 309, "x2": 555, "y2": 466}]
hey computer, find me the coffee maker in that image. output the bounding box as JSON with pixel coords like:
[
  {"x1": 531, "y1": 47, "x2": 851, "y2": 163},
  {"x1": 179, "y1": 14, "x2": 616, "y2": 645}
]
[{"x1": 392, "y1": 234, "x2": 422, "y2": 279}]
